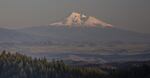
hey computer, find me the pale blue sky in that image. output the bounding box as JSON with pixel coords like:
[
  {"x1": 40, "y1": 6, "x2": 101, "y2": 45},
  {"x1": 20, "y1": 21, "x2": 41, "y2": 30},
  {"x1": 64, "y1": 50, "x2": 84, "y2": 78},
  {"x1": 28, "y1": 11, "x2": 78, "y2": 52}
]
[{"x1": 0, "y1": 0, "x2": 150, "y2": 33}]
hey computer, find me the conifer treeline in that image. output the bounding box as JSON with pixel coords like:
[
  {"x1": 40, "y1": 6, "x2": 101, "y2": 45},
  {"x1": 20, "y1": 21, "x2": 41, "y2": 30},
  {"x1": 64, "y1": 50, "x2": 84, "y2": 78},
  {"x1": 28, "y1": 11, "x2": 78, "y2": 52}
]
[
  {"x1": 0, "y1": 50, "x2": 105, "y2": 78},
  {"x1": 0, "y1": 50, "x2": 150, "y2": 78}
]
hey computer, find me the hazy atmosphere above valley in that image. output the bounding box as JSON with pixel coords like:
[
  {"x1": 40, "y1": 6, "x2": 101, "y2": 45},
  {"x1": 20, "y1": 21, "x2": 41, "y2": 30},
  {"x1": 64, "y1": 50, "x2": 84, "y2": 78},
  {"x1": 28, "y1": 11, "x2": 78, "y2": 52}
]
[
  {"x1": 0, "y1": 1, "x2": 150, "y2": 78},
  {"x1": 0, "y1": 0, "x2": 150, "y2": 33}
]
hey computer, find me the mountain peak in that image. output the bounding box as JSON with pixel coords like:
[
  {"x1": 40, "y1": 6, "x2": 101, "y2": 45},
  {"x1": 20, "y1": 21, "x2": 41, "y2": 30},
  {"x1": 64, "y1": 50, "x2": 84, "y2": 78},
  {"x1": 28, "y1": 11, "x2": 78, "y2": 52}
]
[
  {"x1": 50, "y1": 12, "x2": 113, "y2": 28},
  {"x1": 65, "y1": 12, "x2": 82, "y2": 26}
]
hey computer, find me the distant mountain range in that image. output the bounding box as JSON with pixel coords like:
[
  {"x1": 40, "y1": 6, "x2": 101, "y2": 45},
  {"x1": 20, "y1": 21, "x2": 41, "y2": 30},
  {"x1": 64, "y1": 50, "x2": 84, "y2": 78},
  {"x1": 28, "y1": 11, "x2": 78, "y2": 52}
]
[
  {"x1": 0, "y1": 24, "x2": 149, "y2": 44},
  {"x1": 0, "y1": 28, "x2": 48, "y2": 43},
  {"x1": 0, "y1": 12, "x2": 149, "y2": 43},
  {"x1": 19, "y1": 25, "x2": 150, "y2": 43}
]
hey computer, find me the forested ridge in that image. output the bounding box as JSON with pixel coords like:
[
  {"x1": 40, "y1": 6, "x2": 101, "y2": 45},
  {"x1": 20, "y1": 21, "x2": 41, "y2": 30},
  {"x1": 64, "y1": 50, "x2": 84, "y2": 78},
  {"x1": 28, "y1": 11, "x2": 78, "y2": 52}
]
[{"x1": 0, "y1": 50, "x2": 150, "y2": 78}]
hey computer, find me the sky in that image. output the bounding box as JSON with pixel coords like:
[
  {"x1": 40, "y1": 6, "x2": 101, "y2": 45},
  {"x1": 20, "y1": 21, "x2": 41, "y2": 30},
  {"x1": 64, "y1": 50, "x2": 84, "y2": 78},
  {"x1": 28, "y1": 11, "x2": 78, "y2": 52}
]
[{"x1": 0, "y1": 0, "x2": 150, "y2": 33}]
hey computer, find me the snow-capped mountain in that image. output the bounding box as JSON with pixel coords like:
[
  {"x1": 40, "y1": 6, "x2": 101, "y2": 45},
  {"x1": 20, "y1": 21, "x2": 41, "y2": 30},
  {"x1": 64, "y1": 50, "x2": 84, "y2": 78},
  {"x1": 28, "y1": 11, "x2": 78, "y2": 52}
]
[{"x1": 50, "y1": 12, "x2": 113, "y2": 28}]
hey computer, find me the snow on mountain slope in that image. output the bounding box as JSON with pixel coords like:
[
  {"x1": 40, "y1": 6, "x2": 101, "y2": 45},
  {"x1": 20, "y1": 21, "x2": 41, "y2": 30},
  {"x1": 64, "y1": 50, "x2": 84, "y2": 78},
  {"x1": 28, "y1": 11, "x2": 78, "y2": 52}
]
[{"x1": 50, "y1": 12, "x2": 113, "y2": 28}]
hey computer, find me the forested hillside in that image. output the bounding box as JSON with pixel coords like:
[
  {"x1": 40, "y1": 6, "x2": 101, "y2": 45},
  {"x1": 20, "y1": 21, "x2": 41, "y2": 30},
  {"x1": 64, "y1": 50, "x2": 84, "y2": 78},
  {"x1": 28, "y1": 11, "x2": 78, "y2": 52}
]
[
  {"x1": 0, "y1": 50, "x2": 149, "y2": 78},
  {"x1": 0, "y1": 50, "x2": 105, "y2": 78}
]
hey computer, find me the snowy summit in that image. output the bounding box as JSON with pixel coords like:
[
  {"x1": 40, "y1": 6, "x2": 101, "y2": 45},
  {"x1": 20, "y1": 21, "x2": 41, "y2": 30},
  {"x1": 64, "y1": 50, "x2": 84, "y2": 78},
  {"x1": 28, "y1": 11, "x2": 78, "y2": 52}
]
[{"x1": 50, "y1": 12, "x2": 113, "y2": 28}]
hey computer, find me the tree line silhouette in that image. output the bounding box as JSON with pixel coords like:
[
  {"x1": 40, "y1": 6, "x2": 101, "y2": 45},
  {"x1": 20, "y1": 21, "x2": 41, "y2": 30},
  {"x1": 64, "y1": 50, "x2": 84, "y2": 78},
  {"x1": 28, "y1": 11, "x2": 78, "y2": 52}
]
[{"x1": 0, "y1": 50, "x2": 149, "y2": 78}]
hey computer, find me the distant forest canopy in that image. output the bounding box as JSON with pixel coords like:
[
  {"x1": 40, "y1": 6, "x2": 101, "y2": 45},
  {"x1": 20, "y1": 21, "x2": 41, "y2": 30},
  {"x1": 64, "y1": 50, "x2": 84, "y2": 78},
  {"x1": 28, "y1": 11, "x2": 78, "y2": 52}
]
[{"x1": 0, "y1": 50, "x2": 150, "y2": 78}]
